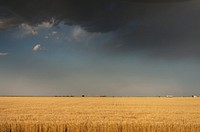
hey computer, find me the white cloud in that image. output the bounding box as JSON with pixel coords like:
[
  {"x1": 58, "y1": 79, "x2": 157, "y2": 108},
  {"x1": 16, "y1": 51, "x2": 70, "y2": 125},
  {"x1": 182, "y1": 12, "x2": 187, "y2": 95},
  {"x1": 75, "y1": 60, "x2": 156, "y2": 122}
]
[
  {"x1": 0, "y1": 52, "x2": 8, "y2": 56},
  {"x1": 37, "y1": 22, "x2": 53, "y2": 29},
  {"x1": 37, "y1": 18, "x2": 56, "y2": 29},
  {"x1": 71, "y1": 26, "x2": 99, "y2": 42},
  {"x1": 72, "y1": 26, "x2": 87, "y2": 41},
  {"x1": 18, "y1": 18, "x2": 56, "y2": 38},
  {"x1": 51, "y1": 31, "x2": 57, "y2": 36},
  {"x1": 32, "y1": 44, "x2": 47, "y2": 52},
  {"x1": 31, "y1": 29, "x2": 38, "y2": 35},
  {"x1": 33, "y1": 44, "x2": 42, "y2": 51},
  {"x1": 20, "y1": 23, "x2": 38, "y2": 36}
]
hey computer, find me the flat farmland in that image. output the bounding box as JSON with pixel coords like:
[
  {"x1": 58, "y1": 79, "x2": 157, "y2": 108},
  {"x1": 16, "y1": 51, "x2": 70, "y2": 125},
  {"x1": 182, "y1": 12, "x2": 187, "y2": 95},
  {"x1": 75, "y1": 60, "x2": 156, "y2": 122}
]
[{"x1": 0, "y1": 97, "x2": 200, "y2": 132}]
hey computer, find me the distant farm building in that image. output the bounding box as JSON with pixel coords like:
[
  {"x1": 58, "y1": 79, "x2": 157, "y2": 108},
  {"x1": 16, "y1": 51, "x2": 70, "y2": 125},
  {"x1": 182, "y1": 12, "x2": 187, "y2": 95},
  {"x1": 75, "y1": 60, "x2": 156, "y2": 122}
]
[
  {"x1": 166, "y1": 95, "x2": 173, "y2": 98},
  {"x1": 192, "y1": 95, "x2": 198, "y2": 98}
]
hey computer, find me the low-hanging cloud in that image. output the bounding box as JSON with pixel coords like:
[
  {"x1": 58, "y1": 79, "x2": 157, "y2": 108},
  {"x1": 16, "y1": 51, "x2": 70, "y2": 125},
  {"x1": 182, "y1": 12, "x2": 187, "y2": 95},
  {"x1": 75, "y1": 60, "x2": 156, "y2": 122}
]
[{"x1": 0, "y1": 52, "x2": 8, "y2": 56}]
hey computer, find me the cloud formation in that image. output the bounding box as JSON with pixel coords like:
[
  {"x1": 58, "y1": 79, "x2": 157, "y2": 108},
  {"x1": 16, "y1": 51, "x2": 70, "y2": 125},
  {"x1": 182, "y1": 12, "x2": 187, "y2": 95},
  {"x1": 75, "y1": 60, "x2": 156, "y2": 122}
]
[
  {"x1": 33, "y1": 44, "x2": 42, "y2": 51},
  {"x1": 1, "y1": 0, "x2": 200, "y2": 59},
  {"x1": 0, "y1": 18, "x2": 20, "y2": 29},
  {"x1": 0, "y1": 52, "x2": 8, "y2": 56},
  {"x1": 71, "y1": 26, "x2": 95, "y2": 41},
  {"x1": 0, "y1": 0, "x2": 190, "y2": 31},
  {"x1": 106, "y1": 1, "x2": 200, "y2": 59}
]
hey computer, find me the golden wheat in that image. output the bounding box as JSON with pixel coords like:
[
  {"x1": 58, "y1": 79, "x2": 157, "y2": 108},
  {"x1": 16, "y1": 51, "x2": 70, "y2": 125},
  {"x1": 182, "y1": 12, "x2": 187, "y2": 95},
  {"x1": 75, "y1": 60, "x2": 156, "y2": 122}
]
[{"x1": 0, "y1": 97, "x2": 200, "y2": 132}]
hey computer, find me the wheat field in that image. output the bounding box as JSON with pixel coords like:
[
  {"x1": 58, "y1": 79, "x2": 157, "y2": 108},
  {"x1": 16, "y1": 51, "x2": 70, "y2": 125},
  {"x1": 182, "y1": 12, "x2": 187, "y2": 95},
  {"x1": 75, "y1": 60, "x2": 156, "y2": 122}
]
[{"x1": 0, "y1": 97, "x2": 200, "y2": 132}]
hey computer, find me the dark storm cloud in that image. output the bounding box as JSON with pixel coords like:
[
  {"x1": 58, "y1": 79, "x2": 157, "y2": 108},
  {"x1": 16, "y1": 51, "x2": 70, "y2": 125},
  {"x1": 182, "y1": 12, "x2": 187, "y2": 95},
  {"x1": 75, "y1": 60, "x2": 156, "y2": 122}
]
[
  {"x1": 0, "y1": 0, "x2": 128, "y2": 32},
  {"x1": 106, "y1": 0, "x2": 200, "y2": 59},
  {"x1": 1, "y1": 0, "x2": 199, "y2": 59},
  {"x1": 0, "y1": 0, "x2": 190, "y2": 32},
  {"x1": 0, "y1": 7, "x2": 23, "y2": 29}
]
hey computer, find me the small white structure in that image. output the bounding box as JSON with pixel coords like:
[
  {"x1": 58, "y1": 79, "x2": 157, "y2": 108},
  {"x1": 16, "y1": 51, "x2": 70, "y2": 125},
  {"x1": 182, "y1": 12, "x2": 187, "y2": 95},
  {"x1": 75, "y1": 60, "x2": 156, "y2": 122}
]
[
  {"x1": 192, "y1": 95, "x2": 197, "y2": 98},
  {"x1": 166, "y1": 95, "x2": 173, "y2": 98}
]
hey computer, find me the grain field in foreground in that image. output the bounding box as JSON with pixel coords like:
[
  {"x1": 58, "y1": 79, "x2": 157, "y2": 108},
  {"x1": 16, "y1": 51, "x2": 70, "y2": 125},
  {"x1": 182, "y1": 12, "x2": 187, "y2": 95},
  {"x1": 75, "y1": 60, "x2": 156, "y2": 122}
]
[{"x1": 0, "y1": 97, "x2": 200, "y2": 132}]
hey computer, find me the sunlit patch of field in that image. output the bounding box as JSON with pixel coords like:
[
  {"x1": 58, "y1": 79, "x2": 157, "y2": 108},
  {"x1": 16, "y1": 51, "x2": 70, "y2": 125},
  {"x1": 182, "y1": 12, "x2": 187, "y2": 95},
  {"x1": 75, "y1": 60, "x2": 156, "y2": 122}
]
[{"x1": 0, "y1": 97, "x2": 200, "y2": 132}]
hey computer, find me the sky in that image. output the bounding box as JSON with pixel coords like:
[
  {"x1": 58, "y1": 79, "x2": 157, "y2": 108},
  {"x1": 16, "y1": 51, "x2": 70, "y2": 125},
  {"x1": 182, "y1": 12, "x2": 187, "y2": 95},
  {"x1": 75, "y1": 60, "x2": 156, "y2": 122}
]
[{"x1": 0, "y1": 0, "x2": 200, "y2": 96}]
